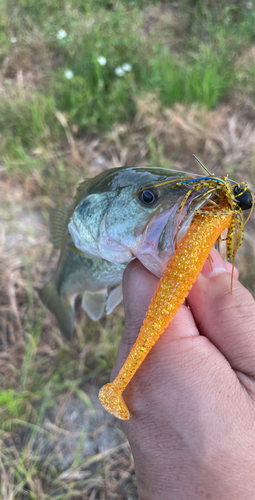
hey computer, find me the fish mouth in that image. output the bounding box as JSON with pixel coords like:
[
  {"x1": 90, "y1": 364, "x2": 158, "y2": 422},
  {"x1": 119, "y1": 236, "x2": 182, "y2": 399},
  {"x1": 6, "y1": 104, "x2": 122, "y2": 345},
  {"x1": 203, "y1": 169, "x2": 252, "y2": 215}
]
[{"x1": 133, "y1": 194, "x2": 210, "y2": 278}]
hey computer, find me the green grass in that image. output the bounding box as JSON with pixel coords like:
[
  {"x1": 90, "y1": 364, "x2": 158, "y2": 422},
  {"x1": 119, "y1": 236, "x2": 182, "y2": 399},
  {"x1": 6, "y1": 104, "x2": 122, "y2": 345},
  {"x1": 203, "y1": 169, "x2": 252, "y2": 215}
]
[
  {"x1": 148, "y1": 42, "x2": 235, "y2": 109},
  {"x1": 0, "y1": 89, "x2": 63, "y2": 169},
  {"x1": 1, "y1": 0, "x2": 255, "y2": 177},
  {"x1": 0, "y1": 286, "x2": 126, "y2": 498},
  {"x1": 2, "y1": 1, "x2": 255, "y2": 497}
]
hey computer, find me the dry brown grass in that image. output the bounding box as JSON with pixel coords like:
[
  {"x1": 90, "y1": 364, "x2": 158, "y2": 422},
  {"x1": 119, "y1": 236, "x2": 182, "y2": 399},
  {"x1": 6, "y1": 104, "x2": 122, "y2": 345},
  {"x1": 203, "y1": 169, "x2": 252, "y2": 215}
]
[
  {"x1": 1, "y1": 93, "x2": 255, "y2": 496},
  {"x1": 1, "y1": 1, "x2": 255, "y2": 497},
  {"x1": 1, "y1": 12, "x2": 255, "y2": 492}
]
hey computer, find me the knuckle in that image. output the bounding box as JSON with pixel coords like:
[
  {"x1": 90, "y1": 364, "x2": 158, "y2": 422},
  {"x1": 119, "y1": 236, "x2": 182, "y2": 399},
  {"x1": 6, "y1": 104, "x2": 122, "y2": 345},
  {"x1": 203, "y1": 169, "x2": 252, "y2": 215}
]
[{"x1": 120, "y1": 326, "x2": 139, "y2": 352}]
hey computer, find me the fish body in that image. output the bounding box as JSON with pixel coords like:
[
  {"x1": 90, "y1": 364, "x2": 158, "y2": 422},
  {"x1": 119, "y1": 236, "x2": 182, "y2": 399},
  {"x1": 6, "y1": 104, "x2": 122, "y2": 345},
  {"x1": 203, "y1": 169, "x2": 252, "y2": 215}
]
[{"x1": 39, "y1": 166, "x2": 201, "y2": 339}]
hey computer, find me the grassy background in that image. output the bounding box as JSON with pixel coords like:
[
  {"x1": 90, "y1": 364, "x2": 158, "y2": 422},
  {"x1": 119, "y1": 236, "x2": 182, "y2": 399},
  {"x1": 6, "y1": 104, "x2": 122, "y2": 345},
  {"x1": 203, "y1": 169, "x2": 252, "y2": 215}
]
[
  {"x1": 1, "y1": 0, "x2": 255, "y2": 498},
  {"x1": 2, "y1": 0, "x2": 255, "y2": 179}
]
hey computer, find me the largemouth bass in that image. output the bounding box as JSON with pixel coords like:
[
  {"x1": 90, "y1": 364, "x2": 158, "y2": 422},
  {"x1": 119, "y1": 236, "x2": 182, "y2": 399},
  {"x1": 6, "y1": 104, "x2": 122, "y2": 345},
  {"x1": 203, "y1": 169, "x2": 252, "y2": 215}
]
[{"x1": 38, "y1": 166, "x2": 211, "y2": 340}]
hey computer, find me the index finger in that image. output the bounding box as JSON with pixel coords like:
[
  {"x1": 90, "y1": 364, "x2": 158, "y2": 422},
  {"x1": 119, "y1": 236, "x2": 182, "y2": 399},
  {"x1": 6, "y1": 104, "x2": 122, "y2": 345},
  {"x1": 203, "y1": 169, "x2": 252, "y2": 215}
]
[{"x1": 188, "y1": 248, "x2": 255, "y2": 378}]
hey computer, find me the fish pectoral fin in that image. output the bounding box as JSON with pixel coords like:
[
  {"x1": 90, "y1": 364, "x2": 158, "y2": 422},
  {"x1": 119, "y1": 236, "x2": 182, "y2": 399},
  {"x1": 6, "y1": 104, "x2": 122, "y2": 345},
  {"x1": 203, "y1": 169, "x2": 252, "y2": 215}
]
[
  {"x1": 81, "y1": 289, "x2": 108, "y2": 321},
  {"x1": 49, "y1": 206, "x2": 72, "y2": 249},
  {"x1": 106, "y1": 283, "x2": 123, "y2": 315},
  {"x1": 37, "y1": 279, "x2": 75, "y2": 341}
]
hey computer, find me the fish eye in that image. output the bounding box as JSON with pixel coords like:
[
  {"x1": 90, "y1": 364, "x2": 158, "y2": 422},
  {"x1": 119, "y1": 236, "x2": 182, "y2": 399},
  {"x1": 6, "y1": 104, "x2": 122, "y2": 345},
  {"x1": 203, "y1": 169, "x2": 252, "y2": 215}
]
[
  {"x1": 138, "y1": 188, "x2": 158, "y2": 206},
  {"x1": 233, "y1": 185, "x2": 253, "y2": 211}
]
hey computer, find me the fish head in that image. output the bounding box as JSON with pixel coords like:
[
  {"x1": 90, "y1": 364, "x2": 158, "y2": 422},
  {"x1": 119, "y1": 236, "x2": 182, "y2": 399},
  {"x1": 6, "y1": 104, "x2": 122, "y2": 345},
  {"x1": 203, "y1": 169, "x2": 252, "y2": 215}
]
[{"x1": 68, "y1": 166, "x2": 200, "y2": 277}]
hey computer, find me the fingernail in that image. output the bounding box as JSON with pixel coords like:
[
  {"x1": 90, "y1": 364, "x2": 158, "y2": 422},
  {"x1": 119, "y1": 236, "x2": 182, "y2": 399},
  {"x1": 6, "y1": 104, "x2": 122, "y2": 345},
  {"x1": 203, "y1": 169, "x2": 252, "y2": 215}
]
[{"x1": 201, "y1": 248, "x2": 228, "y2": 277}]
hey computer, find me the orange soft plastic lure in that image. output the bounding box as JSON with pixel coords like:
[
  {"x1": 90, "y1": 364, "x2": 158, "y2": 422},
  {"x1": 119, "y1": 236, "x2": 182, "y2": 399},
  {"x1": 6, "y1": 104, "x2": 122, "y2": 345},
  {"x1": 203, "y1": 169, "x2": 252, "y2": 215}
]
[{"x1": 99, "y1": 204, "x2": 232, "y2": 420}]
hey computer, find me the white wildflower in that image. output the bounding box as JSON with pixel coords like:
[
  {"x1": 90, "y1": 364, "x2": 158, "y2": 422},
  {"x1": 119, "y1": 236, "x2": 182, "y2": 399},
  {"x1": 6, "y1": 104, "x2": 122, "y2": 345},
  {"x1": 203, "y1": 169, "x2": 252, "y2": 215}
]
[
  {"x1": 65, "y1": 69, "x2": 74, "y2": 79},
  {"x1": 122, "y1": 63, "x2": 132, "y2": 72},
  {"x1": 97, "y1": 56, "x2": 107, "y2": 66},
  {"x1": 11, "y1": 37, "x2": 17, "y2": 43},
  {"x1": 115, "y1": 66, "x2": 125, "y2": 77},
  {"x1": 57, "y1": 29, "x2": 67, "y2": 40}
]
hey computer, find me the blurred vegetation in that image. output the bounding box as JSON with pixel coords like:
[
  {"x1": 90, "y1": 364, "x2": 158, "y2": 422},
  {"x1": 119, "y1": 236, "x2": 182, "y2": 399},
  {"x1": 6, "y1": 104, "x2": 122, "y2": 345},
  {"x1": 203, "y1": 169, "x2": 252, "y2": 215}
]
[
  {"x1": 1, "y1": 0, "x2": 255, "y2": 176},
  {"x1": 1, "y1": 0, "x2": 255, "y2": 498}
]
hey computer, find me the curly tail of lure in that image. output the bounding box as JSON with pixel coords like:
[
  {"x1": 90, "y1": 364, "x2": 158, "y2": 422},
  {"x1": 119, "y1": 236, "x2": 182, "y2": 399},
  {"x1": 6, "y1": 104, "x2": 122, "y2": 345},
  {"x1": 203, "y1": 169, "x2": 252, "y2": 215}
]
[{"x1": 99, "y1": 204, "x2": 232, "y2": 420}]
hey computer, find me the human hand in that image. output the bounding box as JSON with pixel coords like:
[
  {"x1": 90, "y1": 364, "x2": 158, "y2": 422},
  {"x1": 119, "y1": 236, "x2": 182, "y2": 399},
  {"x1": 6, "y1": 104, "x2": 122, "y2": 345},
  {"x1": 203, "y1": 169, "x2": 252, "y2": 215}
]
[{"x1": 111, "y1": 248, "x2": 255, "y2": 500}]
